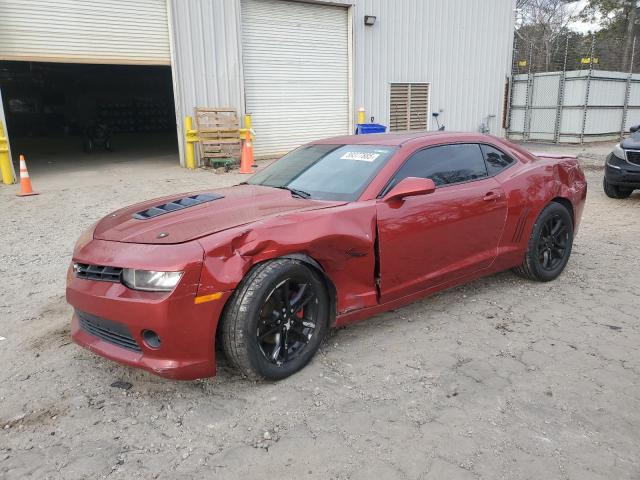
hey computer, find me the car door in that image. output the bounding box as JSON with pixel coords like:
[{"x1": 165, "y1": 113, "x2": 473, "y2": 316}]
[{"x1": 376, "y1": 143, "x2": 508, "y2": 303}]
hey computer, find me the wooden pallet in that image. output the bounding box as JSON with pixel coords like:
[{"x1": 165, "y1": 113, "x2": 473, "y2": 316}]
[{"x1": 194, "y1": 108, "x2": 241, "y2": 167}]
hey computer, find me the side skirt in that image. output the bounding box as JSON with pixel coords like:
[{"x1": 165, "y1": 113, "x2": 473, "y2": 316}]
[{"x1": 335, "y1": 259, "x2": 519, "y2": 327}]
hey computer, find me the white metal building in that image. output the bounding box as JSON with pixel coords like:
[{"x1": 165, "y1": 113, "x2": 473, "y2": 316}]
[{"x1": 0, "y1": 0, "x2": 515, "y2": 167}]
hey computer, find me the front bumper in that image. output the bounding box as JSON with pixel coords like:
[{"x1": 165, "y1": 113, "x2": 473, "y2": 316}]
[
  {"x1": 66, "y1": 239, "x2": 232, "y2": 380},
  {"x1": 605, "y1": 153, "x2": 640, "y2": 187}
]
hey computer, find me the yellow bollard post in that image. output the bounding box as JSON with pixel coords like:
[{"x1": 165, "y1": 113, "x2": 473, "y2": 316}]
[
  {"x1": 0, "y1": 122, "x2": 15, "y2": 185},
  {"x1": 244, "y1": 113, "x2": 252, "y2": 131},
  {"x1": 357, "y1": 106, "x2": 366, "y2": 125},
  {"x1": 184, "y1": 116, "x2": 197, "y2": 170}
]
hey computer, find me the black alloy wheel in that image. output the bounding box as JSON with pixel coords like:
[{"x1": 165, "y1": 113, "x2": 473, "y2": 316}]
[
  {"x1": 536, "y1": 213, "x2": 570, "y2": 271},
  {"x1": 257, "y1": 278, "x2": 319, "y2": 366},
  {"x1": 513, "y1": 202, "x2": 574, "y2": 282},
  {"x1": 220, "y1": 259, "x2": 329, "y2": 380}
]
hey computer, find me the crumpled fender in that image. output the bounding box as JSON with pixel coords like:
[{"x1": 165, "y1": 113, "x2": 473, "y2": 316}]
[
  {"x1": 537, "y1": 157, "x2": 587, "y2": 232},
  {"x1": 197, "y1": 201, "x2": 379, "y2": 322},
  {"x1": 505, "y1": 155, "x2": 586, "y2": 224},
  {"x1": 552, "y1": 158, "x2": 587, "y2": 231},
  {"x1": 492, "y1": 155, "x2": 587, "y2": 271}
]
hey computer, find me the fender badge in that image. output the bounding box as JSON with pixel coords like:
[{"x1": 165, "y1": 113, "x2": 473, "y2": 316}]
[{"x1": 157, "y1": 232, "x2": 169, "y2": 239}]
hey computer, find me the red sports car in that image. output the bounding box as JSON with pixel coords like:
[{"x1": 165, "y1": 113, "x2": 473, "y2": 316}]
[{"x1": 66, "y1": 132, "x2": 587, "y2": 381}]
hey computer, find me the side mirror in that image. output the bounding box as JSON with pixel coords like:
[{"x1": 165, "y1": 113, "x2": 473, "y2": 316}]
[
  {"x1": 630, "y1": 124, "x2": 640, "y2": 133},
  {"x1": 383, "y1": 177, "x2": 436, "y2": 202}
]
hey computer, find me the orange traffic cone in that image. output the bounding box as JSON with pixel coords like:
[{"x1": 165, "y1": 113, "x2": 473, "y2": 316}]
[
  {"x1": 17, "y1": 155, "x2": 38, "y2": 196},
  {"x1": 239, "y1": 130, "x2": 255, "y2": 174}
]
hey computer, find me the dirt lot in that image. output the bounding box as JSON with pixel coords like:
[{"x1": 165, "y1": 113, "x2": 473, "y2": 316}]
[{"x1": 1, "y1": 141, "x2": 639, "y2": 479}]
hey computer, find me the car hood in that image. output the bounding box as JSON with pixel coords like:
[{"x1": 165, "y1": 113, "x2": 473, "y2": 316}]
[
  {"x1": 621, "y1": 136, "x2": 640, "y2": 150},
  {"x1": 93, "y1": 184, "x2": 344, "y2": 244}
]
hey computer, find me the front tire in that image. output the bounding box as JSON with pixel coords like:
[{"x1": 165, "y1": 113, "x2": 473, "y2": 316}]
[
  {"x1": 603, "y1": 178, "x2": 632, "y2": 199},
  {"x1": 513, "y1": 202, "x2": 574, "y2": 282},
  {"x1": 220, "y1": 259, "x2": 329, "y2": 380}
]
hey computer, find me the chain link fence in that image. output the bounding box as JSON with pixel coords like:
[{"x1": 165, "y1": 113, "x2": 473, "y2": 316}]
[{"x1": 507, "y1": 33, "x2": 640, "y2": 143}]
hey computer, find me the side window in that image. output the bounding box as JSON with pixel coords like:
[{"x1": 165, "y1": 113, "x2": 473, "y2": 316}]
[
  {"x1": 481, "y1": 144, "x2": 515, "y2": 176},
  {"x1": 386, "y1": 144, "x2": 487, "y2": 192}
]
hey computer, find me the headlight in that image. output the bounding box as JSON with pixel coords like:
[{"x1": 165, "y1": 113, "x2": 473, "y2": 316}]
[
  {"x1": 122, "y1": 269, "x2": 183, "y2": 292},
  {"x1": 612, "y1": 143, "x2": 626, "y2": 161},
  {"x1": 606, "y1": 152, "x2": 625, "y2": 170}
]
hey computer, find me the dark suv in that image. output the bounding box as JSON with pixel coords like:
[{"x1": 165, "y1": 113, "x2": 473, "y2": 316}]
[{"x1": 604, "y1": 126, "x2": 640, "y2": 198}]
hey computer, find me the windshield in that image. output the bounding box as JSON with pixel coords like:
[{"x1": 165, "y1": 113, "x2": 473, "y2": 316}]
[{"x1": 247, "y1": 144, "x2": 396, "y2": 201}]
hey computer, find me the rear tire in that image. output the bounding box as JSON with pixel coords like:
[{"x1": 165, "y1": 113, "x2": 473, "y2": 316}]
[
  {"x1": 513, "y1": 202, "x2": 574, "y2": 282},
  {"x1": 603, "y1": 178, "x2": 632, "y2": 199},
  {"x1": 220, "y1": 259, "x2": 329, "y2": 380}
]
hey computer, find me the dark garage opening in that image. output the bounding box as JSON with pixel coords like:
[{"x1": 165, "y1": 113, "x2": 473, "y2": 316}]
[{"x1": 0, "y1": 61, "x2": 178, "y2": 176}]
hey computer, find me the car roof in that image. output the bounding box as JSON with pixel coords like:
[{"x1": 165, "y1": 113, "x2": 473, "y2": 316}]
[{"x1": 312, "y1": 131, "x2": 499, "y2": 147}]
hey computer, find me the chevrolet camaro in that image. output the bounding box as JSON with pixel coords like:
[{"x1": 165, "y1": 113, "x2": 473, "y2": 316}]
[{"x1": 66, "y1": 132, "x2": 587, "y2": 381}]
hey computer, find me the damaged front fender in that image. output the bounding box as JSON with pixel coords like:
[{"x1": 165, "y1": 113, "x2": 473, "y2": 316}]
[{"x1": 197, "y1": 201, "x2": 379, "y2": 323}]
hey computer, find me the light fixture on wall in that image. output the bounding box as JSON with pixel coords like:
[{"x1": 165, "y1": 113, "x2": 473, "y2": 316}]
[{"x1": 364, "y1": 15, "x2": 376, "y2": 26}]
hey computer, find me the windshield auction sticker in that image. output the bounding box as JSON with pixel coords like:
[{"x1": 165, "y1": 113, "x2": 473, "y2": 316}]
[{"x1": 341, "y1": 152, "x2": 380, "y2": 162}]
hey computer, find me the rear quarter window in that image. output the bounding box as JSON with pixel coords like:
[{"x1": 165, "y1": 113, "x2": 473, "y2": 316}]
[{"x1": 480, "y1": 144, "x2": 515, "y2": 176}]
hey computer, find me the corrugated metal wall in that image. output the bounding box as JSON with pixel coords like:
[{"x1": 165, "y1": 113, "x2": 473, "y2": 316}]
[
  {"x1": 168, "y1": 0, "x2": 244, "y2": 163},
  {"x1": 0, "y1": 0, "x2": 170, "y2": 65},
  {"x1": 169, "y1": 0, "x2": 515, "y2": 164},
  {"x1": 352, "y1": 0, "x2": 515, "y2": 135}
]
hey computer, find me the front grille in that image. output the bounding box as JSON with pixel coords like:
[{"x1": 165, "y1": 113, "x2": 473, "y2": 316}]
[
  {"x1": 77, "y1": 310, "x2": 142, "y2": 352},
  {"x1": 133, "y1": 193, "x2": 223, "y2": 220},
  {"x1": 626, "y1": 151, "x2": 640, "y2": 166},
  {"x1": 74, "y1": 263, "x2": 123, "y2": 282}
]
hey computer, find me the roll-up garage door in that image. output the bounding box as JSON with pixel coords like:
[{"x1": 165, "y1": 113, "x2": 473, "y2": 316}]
[
  {"x1": 0, "y1": 0, "x2": 170, "y2": 65},
  {"x1": 241, "y1": 0, "x2": 350, "y2": 157}
]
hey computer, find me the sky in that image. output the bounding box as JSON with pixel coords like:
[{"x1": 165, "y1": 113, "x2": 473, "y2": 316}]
[
  {"x1": 515, "y1": 0, "x2": 606, "y2": 33},
  {"x1": 566, "y1": 0, "x2": 605, "y2": 33}
]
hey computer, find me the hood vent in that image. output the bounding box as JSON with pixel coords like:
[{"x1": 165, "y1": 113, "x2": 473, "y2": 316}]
[{"x1": 133, "y1": 193, "x2": 224, "y2": 220}]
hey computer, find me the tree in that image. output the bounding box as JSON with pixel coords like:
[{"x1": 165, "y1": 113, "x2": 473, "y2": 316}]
[
  {"x1": 515, "y1": 0, "x2": 580, "y2": 71},
  {"x1": 581, "y1": 0, "x2": 639, "y2": 70}
]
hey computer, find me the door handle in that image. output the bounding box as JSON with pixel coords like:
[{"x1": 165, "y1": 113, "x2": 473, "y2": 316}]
[{"x1": 483, "y1": 191, "x2": 501, "y2": 201}]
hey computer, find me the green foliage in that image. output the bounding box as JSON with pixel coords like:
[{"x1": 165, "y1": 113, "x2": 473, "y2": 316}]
[
  {"x1": 581, "y1": 0, "x2": 637, "y2": 33},
  {"x1": 515, "y1": 0, "x2": 639, "y2": 72}
]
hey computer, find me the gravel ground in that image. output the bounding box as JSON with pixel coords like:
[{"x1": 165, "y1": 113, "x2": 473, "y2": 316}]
[{"x1": 1, "y1": 141, "x2": 639, "y2": 479}]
